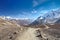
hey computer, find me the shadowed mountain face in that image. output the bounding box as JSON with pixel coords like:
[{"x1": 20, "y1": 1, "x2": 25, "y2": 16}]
[
  {"x1": 55, "y1": 19, "x2": 60, "y2": 23},
  {"x1": 29, "y1": 16, "x2": 45, "y2": 26}
]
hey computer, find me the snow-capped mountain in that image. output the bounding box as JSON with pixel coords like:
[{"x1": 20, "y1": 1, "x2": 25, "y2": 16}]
[
  {"x1": 0, "y1": 16, "x2": 13, "y2": 20},
  {"x1": 0, "y1": 16, "x2": 33, "y2": 26},
  {"x1": 44, "y1": 9, "x2": 60, "y2": 24},
  {"x1": 29, "y1": 8, "x2": 60, "y2": 26}
]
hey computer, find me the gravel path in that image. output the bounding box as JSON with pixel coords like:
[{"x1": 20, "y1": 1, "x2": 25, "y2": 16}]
[{"x1": 16, "y1": 28, "x2": 40, "y2": 40}]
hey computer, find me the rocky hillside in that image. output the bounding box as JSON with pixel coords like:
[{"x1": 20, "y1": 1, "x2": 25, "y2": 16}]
[
  {"x1": 0, "y1": 18, "x2": 42, "y2": 40},
  {"x1": 0, "y1": 18, "x2": 28, "y2": 40},
  {"x1": 0, "y1": 17, "x2": 60, "y2": 40}
]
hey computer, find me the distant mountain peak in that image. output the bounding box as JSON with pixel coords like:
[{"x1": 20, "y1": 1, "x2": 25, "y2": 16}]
[{"x1": 30, "y1": 8, "x2": 60, "y2": 26}]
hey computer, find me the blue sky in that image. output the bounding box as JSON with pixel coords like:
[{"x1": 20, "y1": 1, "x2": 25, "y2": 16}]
[{"x1": 0, "y1": 0, "x2": 60, "y2": 19}]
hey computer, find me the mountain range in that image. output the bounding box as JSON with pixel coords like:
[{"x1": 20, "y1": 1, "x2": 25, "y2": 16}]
[
  {"x1": 29, "y1": 8, "x2": 60, "y2": 26},
  {"x1": 0, "y1": 8, "x2": 60, "y2": 26},
  {"x1": 0, "y1": 16, "x2": 33, "y2": 26}
]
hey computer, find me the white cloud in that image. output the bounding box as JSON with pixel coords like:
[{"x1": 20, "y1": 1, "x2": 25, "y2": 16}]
[
  {"x1": 6, "y1": 16, "x2": 12, "y2": 19},
  {"x1": 31, "y1": 10, "x2": 37, "y2": 13},
  {"x1": 39, "y1": 8, "x2": 60, "y2": 14},
  {"x1": 33, "y1": 0, "x2": 39, "y2": 7},
  {"x1": 19, "y1": 18, "x2": 29, "y2": 20},
  {"x1": 40, "y1": 10, "x2": 49, "y2": 14},
  {"x1": 33, "y1": 0, "x2": 49, "y2": 7},
  {"x1": 52, "y1": 8, "x2": 60, "y2": 11}
]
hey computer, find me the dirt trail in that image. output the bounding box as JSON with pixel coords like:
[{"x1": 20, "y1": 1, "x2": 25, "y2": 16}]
[{"x1": 16, "y1": 27, "x2": 40, "y2": 40}]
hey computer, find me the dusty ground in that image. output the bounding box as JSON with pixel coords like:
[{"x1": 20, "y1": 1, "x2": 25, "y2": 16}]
[
  {"x1": 16, "y1": 28, "x2": 40, "y2": 40},
  {"x1": 0, "y1": 26, "x2": 42, "y2": 40},
  {"x1": 0, "y1": 25, "x2": 60, "y2": 40}
]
